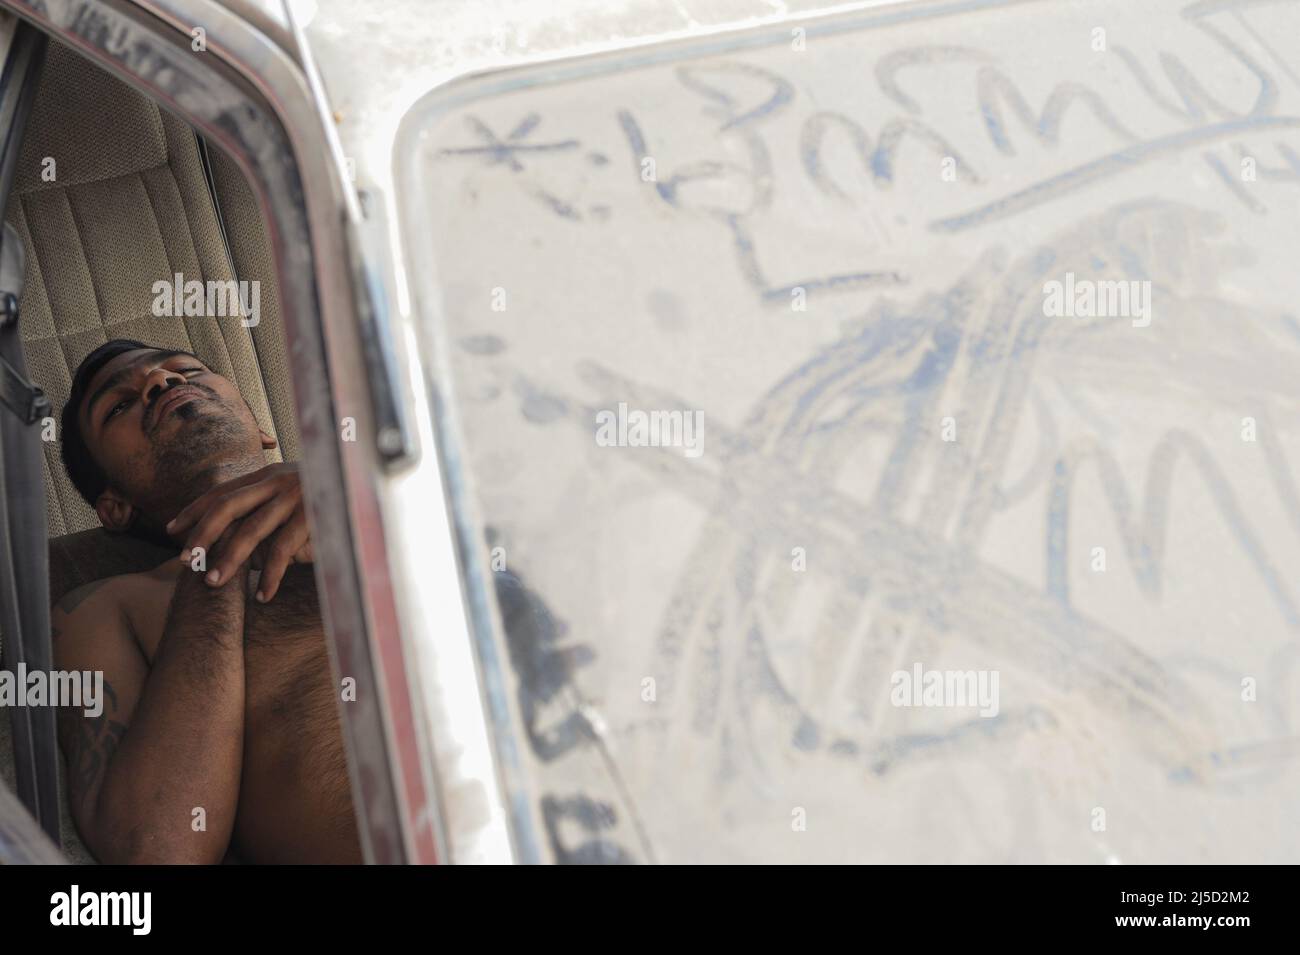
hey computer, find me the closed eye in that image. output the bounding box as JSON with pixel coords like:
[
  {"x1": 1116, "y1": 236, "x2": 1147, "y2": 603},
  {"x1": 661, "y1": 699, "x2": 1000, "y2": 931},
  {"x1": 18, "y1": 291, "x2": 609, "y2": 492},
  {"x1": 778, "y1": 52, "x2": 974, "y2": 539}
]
[{"x1": 104, "y1": 397, "x2": 132, "y2": 423}]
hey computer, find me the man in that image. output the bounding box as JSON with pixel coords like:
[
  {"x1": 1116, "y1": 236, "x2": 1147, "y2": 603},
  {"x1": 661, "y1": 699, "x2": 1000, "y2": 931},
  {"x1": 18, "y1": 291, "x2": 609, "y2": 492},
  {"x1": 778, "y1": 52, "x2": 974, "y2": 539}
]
[{"x1": 51, "y1": 339, "x2": 361, "y2": 864}]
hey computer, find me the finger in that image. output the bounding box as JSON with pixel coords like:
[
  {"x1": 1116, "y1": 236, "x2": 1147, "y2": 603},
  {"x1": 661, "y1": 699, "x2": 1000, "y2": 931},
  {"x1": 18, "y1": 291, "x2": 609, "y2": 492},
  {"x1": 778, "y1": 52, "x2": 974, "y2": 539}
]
[
  {"x1": 206, "y1": 494, "x2": 301, "y2": 586},
  {"x1": 168, "y1": 467, "x2": 280, "y2": 534},
  {"x1": 183, "y1": 520, "x2": 240, "y2": 583},
  {"x1": 255, "y1": 508, "x2": 310, "y2": 602},
  {"x1": 170, "y1": 462, "x2": 299, "y2": 537},
  {"x1": 180, "y1": 487, "x2": 268, "y2": 564},
  {"x1": 183, "y1": 480, "x2": 299, "y2": 564}
]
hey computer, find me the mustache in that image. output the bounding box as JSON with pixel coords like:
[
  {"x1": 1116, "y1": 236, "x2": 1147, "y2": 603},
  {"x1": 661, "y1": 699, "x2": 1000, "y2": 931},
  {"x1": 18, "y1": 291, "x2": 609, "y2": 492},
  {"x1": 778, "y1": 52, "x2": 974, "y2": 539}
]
[{"x1": 144, "y1": 382, "x2": 220, "y2": 433}]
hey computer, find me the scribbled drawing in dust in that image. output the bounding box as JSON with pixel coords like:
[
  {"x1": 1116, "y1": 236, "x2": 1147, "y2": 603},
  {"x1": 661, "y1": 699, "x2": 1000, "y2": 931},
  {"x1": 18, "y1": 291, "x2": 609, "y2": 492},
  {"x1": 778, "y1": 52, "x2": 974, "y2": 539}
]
[
  {"x1": 432, "y1": 0, "x2": 1300, "y2": 860},
  {"x1": 538, "y1": 200, "x2": 1300, "y2": 839}
]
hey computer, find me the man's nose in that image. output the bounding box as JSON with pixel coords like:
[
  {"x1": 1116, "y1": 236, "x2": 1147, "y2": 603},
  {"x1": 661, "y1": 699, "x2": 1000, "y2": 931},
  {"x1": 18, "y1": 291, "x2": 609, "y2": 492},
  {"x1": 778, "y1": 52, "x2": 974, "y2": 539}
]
[{"x1": 142, "y1": 367, "x2": 185, "y2": 402}]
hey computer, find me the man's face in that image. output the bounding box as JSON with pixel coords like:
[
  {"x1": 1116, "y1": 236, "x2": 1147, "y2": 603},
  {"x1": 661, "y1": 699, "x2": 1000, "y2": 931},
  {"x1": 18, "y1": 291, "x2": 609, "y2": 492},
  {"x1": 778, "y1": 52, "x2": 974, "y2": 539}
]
[{"x1": 78, "y1": 348, "x2": 265, "y2": 524}]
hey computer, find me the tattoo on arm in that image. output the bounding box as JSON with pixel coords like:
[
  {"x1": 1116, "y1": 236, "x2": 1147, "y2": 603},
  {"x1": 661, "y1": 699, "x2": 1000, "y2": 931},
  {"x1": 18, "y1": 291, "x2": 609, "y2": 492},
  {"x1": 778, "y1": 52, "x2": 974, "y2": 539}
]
[{"x1": 66, "y1": 678, "x2": 126, "y2": 813}]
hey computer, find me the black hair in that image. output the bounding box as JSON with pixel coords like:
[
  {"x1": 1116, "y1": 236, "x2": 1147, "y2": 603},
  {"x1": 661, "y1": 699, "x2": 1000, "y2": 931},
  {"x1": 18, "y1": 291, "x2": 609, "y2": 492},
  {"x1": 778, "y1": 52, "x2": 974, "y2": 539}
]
[{"x1": 60, "y1": 338, "x2": 152, "y2": 510}]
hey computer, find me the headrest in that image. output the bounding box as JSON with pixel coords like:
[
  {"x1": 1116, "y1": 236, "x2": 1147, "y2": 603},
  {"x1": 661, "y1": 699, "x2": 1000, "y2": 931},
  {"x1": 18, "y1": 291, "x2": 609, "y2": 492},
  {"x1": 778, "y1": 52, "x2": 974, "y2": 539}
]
[{"x1": 13, "y1": 41, "x2": 168, "y2": 196}]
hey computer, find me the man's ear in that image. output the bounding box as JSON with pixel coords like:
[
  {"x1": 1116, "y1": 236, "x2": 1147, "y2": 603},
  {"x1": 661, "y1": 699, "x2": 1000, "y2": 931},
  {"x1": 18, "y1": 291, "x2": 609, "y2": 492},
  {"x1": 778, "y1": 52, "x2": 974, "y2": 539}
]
[
  {"x1": 259, "y1": 429, "x2": 277, "y2": 451},
  {"x1": 95, "y1": 486, "x2": 136, "y2": 533}
]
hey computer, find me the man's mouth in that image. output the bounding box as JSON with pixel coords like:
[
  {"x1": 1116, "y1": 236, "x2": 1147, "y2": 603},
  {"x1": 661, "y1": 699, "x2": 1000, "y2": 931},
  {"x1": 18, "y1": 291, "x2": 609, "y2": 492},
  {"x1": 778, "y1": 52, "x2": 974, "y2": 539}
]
[{"x1": 149, "y1": 386, "x2": 203, "y2": 431}]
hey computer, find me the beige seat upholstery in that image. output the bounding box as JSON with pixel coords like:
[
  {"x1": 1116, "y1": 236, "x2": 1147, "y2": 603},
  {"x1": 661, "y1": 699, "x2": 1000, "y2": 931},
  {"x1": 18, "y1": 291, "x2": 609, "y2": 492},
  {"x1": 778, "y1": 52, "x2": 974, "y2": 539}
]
[
  {"x1": 0, "y1": 39, "x2": 297, "y2": 863},
  {"x1": 205, "y1": 146, "x2": 301, "y2": 465},
  {"x1": 7, "y1": 39, "x2": 296, "y2": 536}
]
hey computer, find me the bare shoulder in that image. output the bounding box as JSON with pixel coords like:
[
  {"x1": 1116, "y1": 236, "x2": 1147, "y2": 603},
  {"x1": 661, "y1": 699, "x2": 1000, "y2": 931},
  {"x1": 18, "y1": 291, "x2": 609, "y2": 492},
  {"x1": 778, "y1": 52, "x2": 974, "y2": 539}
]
[
  {"x1": 53, "y1": 574, "x2": 130, "y2": 620},
  {"x1": 53, "y1": 561, "x2": 180, "y2": 630}
]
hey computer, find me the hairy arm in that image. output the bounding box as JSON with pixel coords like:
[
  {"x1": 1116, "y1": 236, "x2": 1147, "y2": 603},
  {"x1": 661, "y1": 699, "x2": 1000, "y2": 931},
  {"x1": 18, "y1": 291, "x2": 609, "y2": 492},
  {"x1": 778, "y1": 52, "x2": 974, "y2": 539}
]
[{"x1": 53, "y1": 558, "x2": 249, "y2": 864}]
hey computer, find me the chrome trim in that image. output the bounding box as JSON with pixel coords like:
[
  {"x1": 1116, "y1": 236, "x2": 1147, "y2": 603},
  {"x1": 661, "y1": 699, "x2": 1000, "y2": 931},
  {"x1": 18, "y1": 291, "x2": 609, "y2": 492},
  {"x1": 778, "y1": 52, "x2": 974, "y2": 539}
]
[{"x1": 282, "y1": 1, "x2": 414, "y2": 466}]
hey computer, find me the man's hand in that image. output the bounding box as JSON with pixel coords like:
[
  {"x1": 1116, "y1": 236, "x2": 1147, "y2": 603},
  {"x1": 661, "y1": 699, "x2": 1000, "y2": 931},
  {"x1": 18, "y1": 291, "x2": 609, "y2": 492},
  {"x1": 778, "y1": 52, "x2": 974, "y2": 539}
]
[{"x1": 167, "y1": 463, "x2": 313, "y2": 602}]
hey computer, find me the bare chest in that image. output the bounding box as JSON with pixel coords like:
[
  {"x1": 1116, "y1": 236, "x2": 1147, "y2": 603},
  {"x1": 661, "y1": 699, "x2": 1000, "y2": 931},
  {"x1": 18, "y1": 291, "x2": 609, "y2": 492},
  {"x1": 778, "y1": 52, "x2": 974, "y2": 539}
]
[{"x1": 128, "y1": 564, "x2": 328, "y2": 701}]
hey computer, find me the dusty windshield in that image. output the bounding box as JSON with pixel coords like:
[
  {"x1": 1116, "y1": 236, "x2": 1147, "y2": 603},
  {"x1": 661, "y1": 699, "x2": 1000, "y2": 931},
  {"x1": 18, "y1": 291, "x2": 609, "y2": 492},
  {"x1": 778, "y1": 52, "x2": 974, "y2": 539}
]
[{"x1": 397, "y1": 0, "x2": 1300, "y2": 862}]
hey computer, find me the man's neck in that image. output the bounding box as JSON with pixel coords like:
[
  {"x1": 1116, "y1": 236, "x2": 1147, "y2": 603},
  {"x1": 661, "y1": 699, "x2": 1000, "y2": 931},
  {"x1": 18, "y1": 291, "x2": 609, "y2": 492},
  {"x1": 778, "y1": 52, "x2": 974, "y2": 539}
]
[
  {"x1": 149, "y1": 453, "x2": 267, "y2": 536},
  {"x1": 187, "y1": 457, "x2": 264, "y2": 498}
]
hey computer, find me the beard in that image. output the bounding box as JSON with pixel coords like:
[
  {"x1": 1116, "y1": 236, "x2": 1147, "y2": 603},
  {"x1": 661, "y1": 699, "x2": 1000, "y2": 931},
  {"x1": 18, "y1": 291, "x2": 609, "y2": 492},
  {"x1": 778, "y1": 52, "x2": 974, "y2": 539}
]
[
  {"x1": 152, "y1": 398, "x2": 249, "y2": 484},
  {"x1": 130, "y1": 390, "x2": 263, "y2": 524}
]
